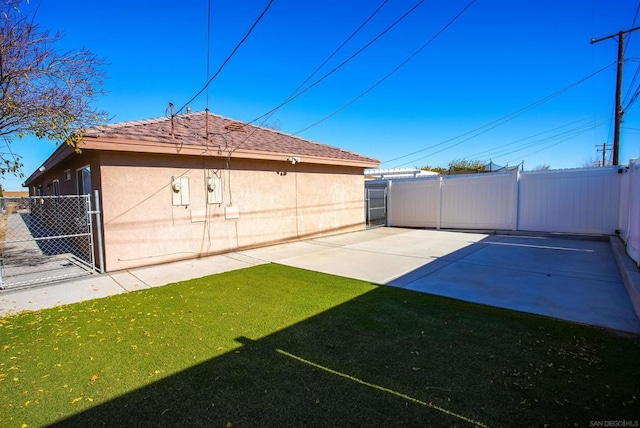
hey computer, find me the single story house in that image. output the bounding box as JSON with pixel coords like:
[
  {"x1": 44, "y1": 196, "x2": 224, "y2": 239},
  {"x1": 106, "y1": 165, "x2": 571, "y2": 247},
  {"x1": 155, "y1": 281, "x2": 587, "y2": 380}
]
[{"x1": 23, "y1": 111, "x2": 379, "y2": 272}]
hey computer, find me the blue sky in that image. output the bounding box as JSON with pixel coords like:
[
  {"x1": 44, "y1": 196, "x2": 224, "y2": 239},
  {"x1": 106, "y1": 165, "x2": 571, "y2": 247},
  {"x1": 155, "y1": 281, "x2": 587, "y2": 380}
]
[{"x1": 2, "y1": 0, "x2": 640, "y2": 190}]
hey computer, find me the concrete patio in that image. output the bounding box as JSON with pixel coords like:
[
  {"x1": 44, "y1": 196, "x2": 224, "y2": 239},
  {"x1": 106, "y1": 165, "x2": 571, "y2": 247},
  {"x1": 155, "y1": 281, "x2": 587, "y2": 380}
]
[{"x1": 1, "y1": 227, "x2": 639, "y2": 333}]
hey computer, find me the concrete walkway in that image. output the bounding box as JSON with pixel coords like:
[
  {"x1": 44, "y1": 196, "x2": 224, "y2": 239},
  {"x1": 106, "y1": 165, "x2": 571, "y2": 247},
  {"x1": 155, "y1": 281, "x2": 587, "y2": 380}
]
[{"x1": 1, "y1": 228, "x2": 639, "y2": 333}]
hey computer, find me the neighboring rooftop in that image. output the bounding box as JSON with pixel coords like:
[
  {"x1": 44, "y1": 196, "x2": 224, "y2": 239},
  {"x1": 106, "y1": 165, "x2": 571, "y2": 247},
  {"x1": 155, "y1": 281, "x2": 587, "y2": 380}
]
[
  {"x1": 1, "y1": 190, "x2": 29, "y2": 197},
  {"x1": 365, "y1": 168, "x2": 439, "y2": 179}
]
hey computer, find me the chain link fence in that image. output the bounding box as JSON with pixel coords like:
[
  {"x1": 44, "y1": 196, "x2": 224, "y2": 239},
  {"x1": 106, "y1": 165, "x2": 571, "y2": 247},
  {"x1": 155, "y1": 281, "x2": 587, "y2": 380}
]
[{"x1": 0, "y1": 195, "x2": 96, "y2": 289}]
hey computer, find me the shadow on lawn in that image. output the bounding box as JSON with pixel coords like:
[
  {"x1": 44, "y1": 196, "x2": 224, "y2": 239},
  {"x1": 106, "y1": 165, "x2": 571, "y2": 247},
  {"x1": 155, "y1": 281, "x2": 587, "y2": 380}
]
[{"x1": 51, "y1": 283, "x2": 639, "y2": 428}]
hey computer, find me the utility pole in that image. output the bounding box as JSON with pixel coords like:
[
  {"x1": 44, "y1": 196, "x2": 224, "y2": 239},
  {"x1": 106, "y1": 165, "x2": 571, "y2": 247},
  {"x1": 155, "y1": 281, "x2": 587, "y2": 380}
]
[
  {"x1": 596, "y1": 143, "x2": 610, "y2": 166},
  {"x1": 591, "y1": 25, "x2": 640, "y2": 166}
]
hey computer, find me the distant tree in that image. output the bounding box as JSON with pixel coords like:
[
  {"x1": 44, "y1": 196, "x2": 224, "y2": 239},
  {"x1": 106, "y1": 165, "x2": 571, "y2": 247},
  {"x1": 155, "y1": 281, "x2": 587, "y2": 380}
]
[
  {"x1": 579, "y1": 155, "x2": 600, "y2": 168},
  {"x1": 421, "y1": 160, "x2": 487, "y2": 175},
  {"x1": 447, "y1": 159, "x2": 486, "y2": 175},
  {"x1": 0, "y1": 0, "x2": 107, "y2": 177},
  {"x1": 420, "y1": 165, "x2": 447, "y2": 175},
  {"x1": 532, "y1": 164, "x2": 551, "y2": 171}
]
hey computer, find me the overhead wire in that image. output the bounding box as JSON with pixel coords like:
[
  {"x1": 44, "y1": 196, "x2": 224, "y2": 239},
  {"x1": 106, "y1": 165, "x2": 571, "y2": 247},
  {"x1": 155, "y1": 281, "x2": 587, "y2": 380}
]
[
  {"x1": 293, "y1": 0, "x2": 478, "y2": 136},
  {"x1": 175, "y1": 0, "x2": 274, "y2": 115},
  {"x1": 491, "y1": 120, "x2": 608, "y2": 162},
  {"x1": 275, "y1": 0, "x2": 389, "y2": 109},
  {"x1": 226, "y1": 0, "x2": 424, "y2": 156},
  {"x1": 454, "y1": 118, "x2": 595, "y2": 161},
  {"x1": 622, "y1": 0, "x2": 640, "y2": 110},
  {"x1": 395, "y1": 117, "x2": 609, "y2": 169},
  {"x1": 205, "y1": 0, "x2": 212, "y2": 110},
  {"x1": 624, "y1": 0, "x2": 640, "y2": 55},
  {"x1": 383, "y1": 62, "x2": 615, "y2": 168},
  {"x1": 503, "y1": 121, "x2": 608, "y2": 166},
  {"x1": 246, "y1": 0, "x2": 426, "y2": 127},
  {"x1": 622, "y1": 63, "x2": 640, "y2": 107},
  {"x1": 244, "y1": 0, "x2": 389, "y2": 131}
]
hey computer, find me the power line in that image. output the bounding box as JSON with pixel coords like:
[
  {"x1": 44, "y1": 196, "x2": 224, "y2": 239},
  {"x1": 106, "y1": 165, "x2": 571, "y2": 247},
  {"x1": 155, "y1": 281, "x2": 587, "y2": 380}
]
[
  {"x1": 383, "y1": 63, "x2": 615, "y2": 167},
  {"x1": 250, "y1": 0, "x2": 389, "y2": 128},
  {"x1": 622, "y1": 0, "x2": 640, "y2": 110},
  {"x1": 503, "y1": 122, "x2": 607, "y2": 166},
  {"x1": 205, "y1": 0, "x2": 212, "y2": 110},
  {"x1": 591, "y1": 25, "x2": 640, "y2": 165},
  {"x1": 396, "y1": 119, "x2": 607, "y2": 170},
  {"x1": 247, "y1": 0, "x2": 426, "y2": 126},
  {"x1": 625, "y1": 0, "x2": 640, "y2": 54},
  {"x1": 428, "y1": 120, "x2": 607, "y2": 170},
  {"x1": 456, "y1": 118, "x2": 596, "y2": 160},
  {"x1": 227, "y1": 0, "x2": 424, "y2": 157},
  {"x1": 279, "y1": 0, "x2": 389, "y2": 107},
  {"x1": 495, "y1": 120, "x2": 607, "y2": 161},
  {"x1": 176, "y1": 0, "x2": 274, "y2": 115},
  {"x1": 622, "y1": 62, "x2": 640, "y2": 106},
  {"x1": 292, "y1": 0, "x2": 478, "y2": 136}
]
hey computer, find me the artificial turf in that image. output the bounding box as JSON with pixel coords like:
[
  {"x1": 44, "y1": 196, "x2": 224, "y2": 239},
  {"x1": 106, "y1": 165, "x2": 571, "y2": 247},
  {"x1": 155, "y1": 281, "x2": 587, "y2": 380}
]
[{"x1": 1, "y1": 264, "x2": 639, "y2": 427}]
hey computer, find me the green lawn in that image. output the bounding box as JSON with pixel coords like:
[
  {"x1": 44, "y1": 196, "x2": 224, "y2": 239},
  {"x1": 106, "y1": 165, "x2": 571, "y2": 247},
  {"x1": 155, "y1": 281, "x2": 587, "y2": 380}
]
[{"x1": 1, "y1": 264, "x2": 639, "y2": 427}]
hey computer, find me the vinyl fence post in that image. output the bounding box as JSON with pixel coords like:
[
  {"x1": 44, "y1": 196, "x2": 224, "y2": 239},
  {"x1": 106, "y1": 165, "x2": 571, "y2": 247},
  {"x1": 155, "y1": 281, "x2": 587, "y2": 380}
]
[
  {"x1": 386, "y1": 180, "x2": 392, "y2": 227},
  {"x1": 93, "y1": 190, "x2": 105, "y2": 274},
  {"x1": 513, "y1": 170, "x2": 520, "y2": 231},
  {"x1": 437, "y1": 176, "x2": 443, "y2": 230}
]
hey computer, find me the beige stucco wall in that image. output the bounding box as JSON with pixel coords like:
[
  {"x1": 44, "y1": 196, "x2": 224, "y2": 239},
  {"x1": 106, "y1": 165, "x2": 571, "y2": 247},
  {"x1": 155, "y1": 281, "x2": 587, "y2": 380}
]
[{"x1": 99, "y1": 151, "x2": 366, "y2": 271}]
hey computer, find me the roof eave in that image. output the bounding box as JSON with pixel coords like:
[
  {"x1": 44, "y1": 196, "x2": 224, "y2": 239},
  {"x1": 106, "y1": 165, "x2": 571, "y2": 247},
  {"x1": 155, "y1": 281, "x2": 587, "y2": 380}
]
[
  {"x1": 23, "y1": 144, "x2": 76, "y2": 187},
  {"x1": 80, "y1": 137, "x2": 379, "y2": 169}
]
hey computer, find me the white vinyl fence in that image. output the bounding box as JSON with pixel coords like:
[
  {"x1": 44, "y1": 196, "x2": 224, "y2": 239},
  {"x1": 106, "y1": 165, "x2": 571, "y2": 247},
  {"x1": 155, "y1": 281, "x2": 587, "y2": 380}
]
[
  {"x1": 619, "y1": 159, "x2": 640, "y2": 266},
  {"x1": 387, "y1": 172, "x2": 518, "y2": 230},
  {"x1": 386, "y1": 165, "x2": 626, "y2": 236},
  {"x1": 518, "y1": 167, "x2": 620, "y2": 234}
]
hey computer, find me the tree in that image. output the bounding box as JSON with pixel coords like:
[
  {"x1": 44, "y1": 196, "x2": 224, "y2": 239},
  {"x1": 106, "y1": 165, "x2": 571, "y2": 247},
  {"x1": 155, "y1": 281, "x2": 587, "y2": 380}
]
[
  {"x1": 420, "y1": 165, "x2": 447, "y2": 175},
  {"x1": 447, "y1": 159, "x2": 486, "y2": 174},
  {"x1": 422, "y1": 159, "x2": 486, "y2": 175},
  {"x1": 0, "y1": 0, "x2": 107, "y2": 177},
  {"x1": 532, "y1": 164, "x2": 551, "y2": 171},
  {"x1": 579, "y1": 154, "x2": 600, "y2": 168}
]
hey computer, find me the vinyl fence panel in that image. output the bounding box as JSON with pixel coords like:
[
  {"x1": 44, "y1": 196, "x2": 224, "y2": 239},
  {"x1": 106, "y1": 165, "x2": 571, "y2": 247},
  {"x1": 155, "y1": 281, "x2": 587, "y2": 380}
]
[
  {"x1": 440, "y1": 172, "x2": 516, "y2": 230},
  {"x1": 380, "y1": 165, "x2": 625, "y2": 235},
  {"x1": 388, "y1": 179, "x2": 440, "y2": 228},
  {"x1": 518, "y1": 167, "x2": 620, "y2": 234},
  {"x1": 619, "y1": 166, "x2": 631, "y2": 242},
  {"x1": 625, "y1": 159, "x2": 640, "y2": 266}
]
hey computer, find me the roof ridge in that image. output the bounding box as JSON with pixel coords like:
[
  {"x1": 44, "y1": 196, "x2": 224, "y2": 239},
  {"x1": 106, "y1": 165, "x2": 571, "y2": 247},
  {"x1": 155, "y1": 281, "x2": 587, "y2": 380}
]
[
  {"x1": 92, "y1": 115, "x2": 169, "y2": 130},
  {"x1": 243, "y1": 118, "x2": 353, "y2": 152}
]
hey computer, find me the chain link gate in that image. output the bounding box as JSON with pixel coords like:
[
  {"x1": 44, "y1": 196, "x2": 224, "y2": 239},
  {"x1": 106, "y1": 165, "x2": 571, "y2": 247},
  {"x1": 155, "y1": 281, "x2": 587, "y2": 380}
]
[
  {"x1": 365, "y1": 187, "x2": 387, "y2": 228},
  {"x1": 0, "y1": 195, "x2": 98, "y2": 290}
]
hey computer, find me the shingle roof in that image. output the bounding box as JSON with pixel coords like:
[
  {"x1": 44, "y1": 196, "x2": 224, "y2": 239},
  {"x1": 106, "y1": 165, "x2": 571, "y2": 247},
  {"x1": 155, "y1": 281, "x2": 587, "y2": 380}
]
[{"x1": 82, "y1": 111, "x2": 378, "y2": 166}]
